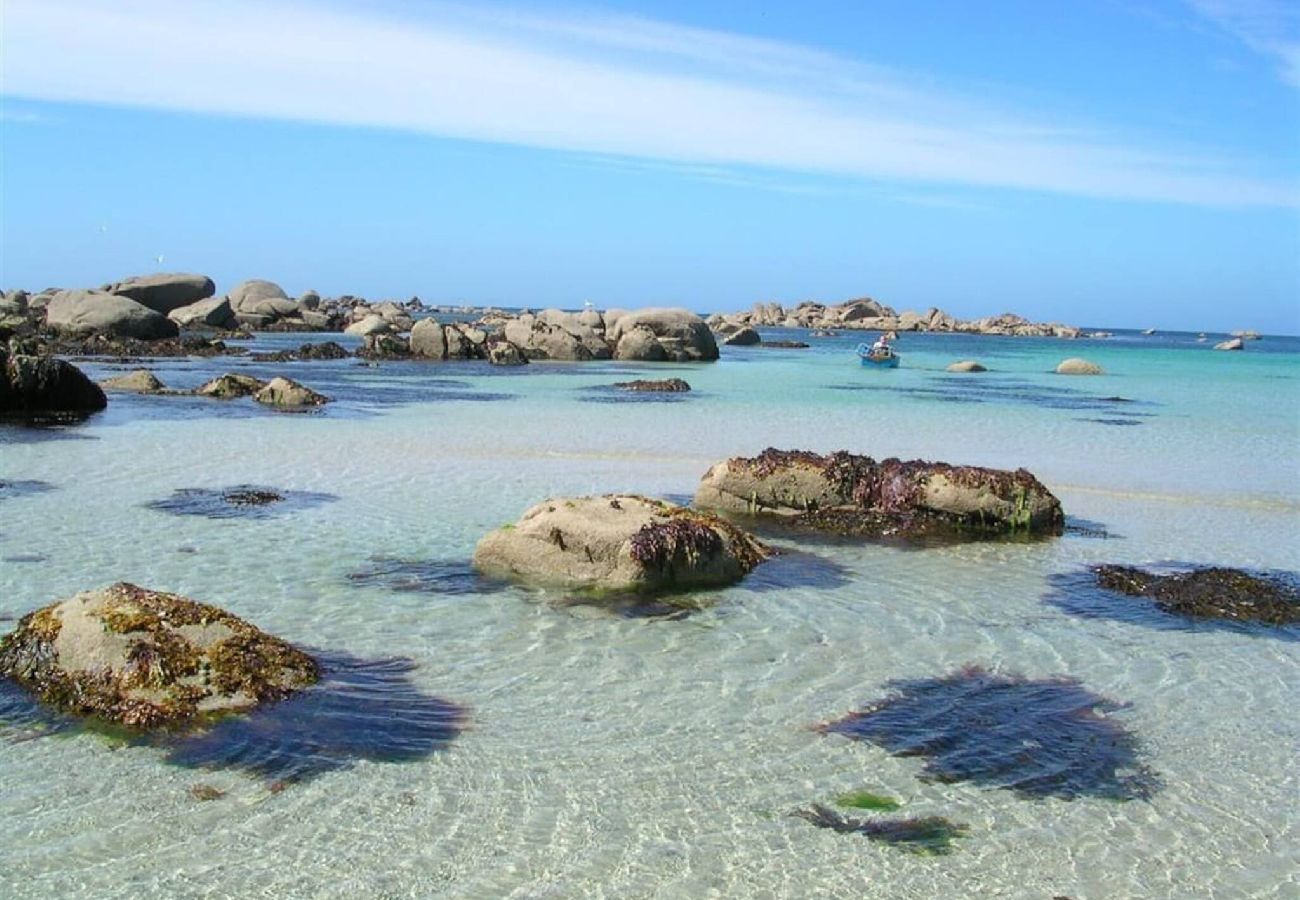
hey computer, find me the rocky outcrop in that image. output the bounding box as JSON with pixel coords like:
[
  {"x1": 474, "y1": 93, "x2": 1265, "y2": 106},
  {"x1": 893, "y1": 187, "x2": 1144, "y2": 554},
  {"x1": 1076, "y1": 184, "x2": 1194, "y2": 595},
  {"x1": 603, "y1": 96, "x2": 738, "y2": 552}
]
[
  {"x1": 607, "y1": 308, "x2": 719, "y2": 362},
  {"x1": 101, "y1": 369, "x2": 166, "y2": 393},
  {"x1": 613, "y1": 378, "x2": 691, "y2": 392},
  {"x1": 45, "y1": 290, "x2": 180, "y2": 340},
  {"x1": 1094, "y1": 566, "x2": 1298, "y2": 625},
  {"x1": 474, "y1": 495, "x2": 769, "y2": 592},
  {"x1": 947, "y1": 361, "x2": 987, "y2": 373},
  {"x1": 486, "y1": 338, "x2": 528, "y2": 366},
  {"x1": 253, "y1": 376, "x2": 329, "y2": 408},
  {"x1": 1, "y1": 343, "x2": 108, "y2": 420},
  {"x1": 104, "y1": 273, "x2": 215, "y2": 314},
  {"x1": 170, "y1": 296, "x2": 237, "y2": 329},
  {"x1": 228, "y1": 279, "x2": 300, "y2": 325},
  {"x1": 0, "y1": 582, "x2": 319, "y2": 728},
  {"x1": 504, "y1": 310, "x2": 611, "y2": 361},
  {"x1": 249, "y1": 341, "x2": 350, "y2": 363},
  {"x1": 694, "y1": 448, "x2": 1063, "y2": 538},
  {"x1": 709, "y1": 299, "x2": 1079, "y2": 339},
  {"x1": 1055, "y1": 358, "x2": 1103, "y2": 375}
]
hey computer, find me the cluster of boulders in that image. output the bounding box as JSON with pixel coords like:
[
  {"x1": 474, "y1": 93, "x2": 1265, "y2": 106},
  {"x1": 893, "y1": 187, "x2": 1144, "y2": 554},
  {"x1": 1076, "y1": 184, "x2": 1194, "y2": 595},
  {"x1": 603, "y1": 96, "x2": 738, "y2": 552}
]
[
  {"x1": 99, "y1": 368, "x2": 329, "y2": 408},
  {"x1": 709, "y1": 298, "x2": 1082, "y2": 339}
]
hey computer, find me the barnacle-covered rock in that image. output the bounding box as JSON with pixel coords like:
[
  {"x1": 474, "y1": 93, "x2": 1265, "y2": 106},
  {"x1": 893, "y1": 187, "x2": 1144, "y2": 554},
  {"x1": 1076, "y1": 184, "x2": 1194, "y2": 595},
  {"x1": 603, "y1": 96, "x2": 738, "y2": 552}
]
[
  {"x1": 0, "y1": 583, "x2": 318, "y2": 728},
  {"x1": 693, "y1": 448, "x2": 1062, "y2": 538},
  {"x1": 473, "y1": 495, "x2": 768, "y2": 592}
]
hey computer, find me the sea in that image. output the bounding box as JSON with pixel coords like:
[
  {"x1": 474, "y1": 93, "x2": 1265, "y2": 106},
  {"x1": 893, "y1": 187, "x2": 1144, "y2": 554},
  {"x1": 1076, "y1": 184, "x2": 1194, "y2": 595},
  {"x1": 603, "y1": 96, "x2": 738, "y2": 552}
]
[{"x1": 2, "y1": 325, "x2": 1297, "y2": 899}]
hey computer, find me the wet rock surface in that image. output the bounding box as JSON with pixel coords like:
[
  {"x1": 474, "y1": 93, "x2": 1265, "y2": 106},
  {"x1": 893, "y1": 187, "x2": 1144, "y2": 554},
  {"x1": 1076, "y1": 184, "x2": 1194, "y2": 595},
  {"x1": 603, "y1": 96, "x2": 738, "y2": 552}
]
[
  {"x1": 249, "y1": 341, "x2": 351, "y2": 363},
  {"x1": 820, "y1": 667, "x2": 1158, "y2": 801},
  {"x1": 1, "y1": 342, "x2": 107, "y2": 423},
  {"x1": 612, "y1": 378, "x2": 692, "y2": 392},
  {"x1": 474, "y1": 494, "x2": 769, "y2": 593},
  {"x1": 1093, "y1": 565, "x2": 1299, "y2": 626},
  {"x1": 144, "y1": 485, "x2": 338, "y2": 519},
  {"x1": 0, "y1": 583, "x2": 319, "y2": 728},
  {"x1": 694, "y1": 448, "x2": 1063, "y2": 539}
]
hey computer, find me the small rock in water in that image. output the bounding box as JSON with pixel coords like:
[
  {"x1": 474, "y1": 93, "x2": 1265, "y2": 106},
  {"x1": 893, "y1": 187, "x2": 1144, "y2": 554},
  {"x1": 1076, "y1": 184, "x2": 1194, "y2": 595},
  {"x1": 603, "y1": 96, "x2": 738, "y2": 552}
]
[
  {"x1": 1094, "y1": 565, "x2": 1298, "y2": 625},
  {"x1": 253, "y1": 376, "x2": 329, "y2": 408},
  {"x1": 188, "y1": 783, "x2": 225, "y2": 801},
  {"x1": 222, "y1": 487, "x2": 283, "y2": 507},
  {"x1": 612, "y1": 378, "x2": 691, "y2": 393},
  {"x1": 761, "y1": 340, "x2": 810, "y2": 349},
  {"x1": 794, "y1": 804, "x2": 968, "y2": 855},
  {"x1": 100, "y1": 369, "x2": 166, "y2": 393},
  {"x1": 946, "y1": 360, "x2": 986, "y2": 373},
  {"x1": 1055, "y1": 358, "x2": 1103, "y2": 375}
]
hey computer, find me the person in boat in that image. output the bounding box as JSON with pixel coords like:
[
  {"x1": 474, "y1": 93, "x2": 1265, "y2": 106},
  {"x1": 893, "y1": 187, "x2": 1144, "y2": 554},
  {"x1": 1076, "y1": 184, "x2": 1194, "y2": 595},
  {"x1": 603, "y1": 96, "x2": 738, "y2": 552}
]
[{"x1": 870, "y1": 334, "x2": 892, "y2": 355}]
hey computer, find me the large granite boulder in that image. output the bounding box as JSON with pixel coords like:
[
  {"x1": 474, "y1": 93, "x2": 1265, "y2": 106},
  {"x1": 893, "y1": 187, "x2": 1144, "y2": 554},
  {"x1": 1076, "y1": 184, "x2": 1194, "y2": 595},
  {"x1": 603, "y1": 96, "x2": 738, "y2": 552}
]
[
  {"x1": 694, "y1": 448, "x2": 1063, "y2": 538},
  {"x1": 474, "y1": 495, "x2": 769, "y2": 592},
  {"x1": 724, "y1": 327, "x2": 761, "y2": 347},
  {"x1": 228, "y1": 280, "x2": 300, "y2": 322},
  {"x1": 104, "y1": 273, "x2": 215, "y2": 314},
  {"x1": 45, "y1": 290, "x2": 179, "y2": 340},
  {"x1": 486, "y1": 339, "x2": 528, "y2": 366},
  {"x1": 170, "y1": 295, "x2": 236, "y2": 329},
  {"x1": 410, "y1": 318, "x2": 447, "y2": 359},
  {"x1": 607, "y1": 308, "x2": 719, "y2": 362},
  {"x1": 503, "y1": 311, "x2": 610, "y2": 361},
  {"x1": 0, "y1": 582, "x2": 319, "y2": 728},
  {"x1": 1, "y1": 344, "x2": 107, "y2": 419}
]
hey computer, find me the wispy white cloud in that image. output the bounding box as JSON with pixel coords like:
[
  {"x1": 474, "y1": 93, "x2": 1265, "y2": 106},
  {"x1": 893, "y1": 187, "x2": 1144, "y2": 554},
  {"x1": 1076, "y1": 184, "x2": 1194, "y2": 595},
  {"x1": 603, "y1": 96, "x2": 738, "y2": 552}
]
[
  {"x1": 1187, "y1": 0, "x2": 1300, "y2": 86},
  {"x1": 2, "y1": 0, "x2": 1295, "y2": 207}
]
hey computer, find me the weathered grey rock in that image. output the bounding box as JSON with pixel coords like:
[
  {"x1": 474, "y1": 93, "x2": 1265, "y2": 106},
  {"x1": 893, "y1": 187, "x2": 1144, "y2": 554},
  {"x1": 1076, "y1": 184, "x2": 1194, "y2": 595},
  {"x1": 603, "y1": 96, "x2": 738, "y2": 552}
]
[
  {"x1": 359, "y1": 333, "x2": 410, "y2": 359},
  {"x1": 101, "y1": 369, "x2": 166, "y2": 393},
  {"x1": 486, "y1": 339, "x2": 528, "y2": 366},
  {"x1": 694, "y1": 448, "x2": 1063, "y2": 538},
  {"x1": 947, "y1": 360, "x2": 987, "y2": 373},
  {"x1": 612, "y1": 328, "x2": 668, "y2": 362},
  {"x1": 1214, "y1": 338, "x2": 1244, "y2": 351},
  {"x1": 444, "y1": 326, "x2": 476, "y2": 359},
  {"x1": 298, "y1": 289, "x2": 322, "y2": 310},
  {"x1": 607, "y1": 308, "x2": 718, "y2": 362},
  {"x1": 228, "y1": 280, "x2": 299, "y2": 319},
  {"x1": 45, "y1": 290, "x2": 179, "y2": 340},
  {"x1": 169, "y1": 296, "x2": 236, "y2": 329},
  {"x1": 724, "y1": 327, "x2": 761, "y2": 346},
  {"x1": 253, "y1": 376, "x2": 329, "y2": 407},
  {"x1": 474, "y1": 495, "x2": 768, "y2": 592},
  {"x1": 105, "y1": 273, "x2": 215, "y2": 314},
  {"x1": 1, "y1": 345, "x2": 107, "y2": 418},
  {"x1": 0, "y1": 582, "x2": 318, "y2": 728},
  {"x1": 0, "y1": 290, "x2": 29, "y2": 314},
  {"x1": 410, "y1": 318, "x2": 447, "y2": 359},
  {"x1": 195, "y1": 373, "x2": 266, "y2": 399},
  {"x1": 343, "y1": 314, "x2": 392, "y2": 337},
  {"x1": 504, "y1": 313, "x2": 603, "y2": 361},
  {"x1": 1055, "y1": 358, "x2": 1103, "y2": 376}
]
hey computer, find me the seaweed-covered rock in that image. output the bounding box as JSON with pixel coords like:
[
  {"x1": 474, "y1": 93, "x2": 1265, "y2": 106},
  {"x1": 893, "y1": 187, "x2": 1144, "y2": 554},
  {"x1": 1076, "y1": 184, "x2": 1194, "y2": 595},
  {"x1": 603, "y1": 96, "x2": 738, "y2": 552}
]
[
  {"x1": 1094, "y1": 565, "x2": 1298, "y2": 625},
  {"x1": 358, "y1": 333, "x2": 411, "y2": 359},
  {"x1": 612, "y1": 378, "x2": 691, "y2": 393},
  {"x1": 101, "y1": 369, "x2": 166, "y2": 393},
  {"x1": 474, "y1": 495, "x2": 769, "y2": 592},
  {"x1": 793, "y1": 805, "x2": 968, "y2": 855},
  {"x1": 0, "y1": 583, "x2": 319, "y2": 728},
  {"x1": 196, "y1": 373, "x2": 266, "y2": 399},
  {"x1": 694, "y1": 448, "x2": 1062, "y2": 538},
  {"x1": 253, "y1": 376, "x2": 329, "y2": 408},
  {"x1": 1, "y1": 345, "x2": 107, "y2": 420},
  {"x1": 249, "y1": 341, "x2": 350, "y2": 363}
]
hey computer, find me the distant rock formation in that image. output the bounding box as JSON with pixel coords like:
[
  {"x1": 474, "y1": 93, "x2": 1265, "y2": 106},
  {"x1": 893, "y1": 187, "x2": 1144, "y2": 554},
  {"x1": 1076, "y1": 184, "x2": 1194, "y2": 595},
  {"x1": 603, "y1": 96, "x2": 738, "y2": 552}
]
[{"x1": 708, "y1": 298, "x2": 1080, "y2": 339}]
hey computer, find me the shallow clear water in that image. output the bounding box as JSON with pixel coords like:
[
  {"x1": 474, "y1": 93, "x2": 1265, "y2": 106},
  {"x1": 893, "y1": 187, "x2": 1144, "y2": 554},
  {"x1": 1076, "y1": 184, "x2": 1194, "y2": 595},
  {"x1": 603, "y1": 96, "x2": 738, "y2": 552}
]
[{"x1": 2, "y1": 329, "x2": 1297, "y2": 898}]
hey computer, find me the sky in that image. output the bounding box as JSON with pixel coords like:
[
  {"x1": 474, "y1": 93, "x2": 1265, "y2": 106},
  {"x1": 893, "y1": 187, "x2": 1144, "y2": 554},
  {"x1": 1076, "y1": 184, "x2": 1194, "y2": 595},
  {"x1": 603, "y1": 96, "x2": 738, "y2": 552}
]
[{"x1": 2, "y1": 0, "x2": 1298, "y2": 332}]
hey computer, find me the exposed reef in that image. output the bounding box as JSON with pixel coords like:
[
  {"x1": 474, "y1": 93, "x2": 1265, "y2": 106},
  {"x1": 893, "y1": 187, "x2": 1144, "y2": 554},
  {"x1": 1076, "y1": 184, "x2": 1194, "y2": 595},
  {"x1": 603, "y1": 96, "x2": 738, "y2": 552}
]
[
  {"x1": 794, "y1": 804, "x2": 969, "y2": 855},
  {"x1": 144, "y1": 485, "x2": 337, "y2": 519},
  {"x1": 1093, "y1": 565, "x2": 1298, "y2": 626}
]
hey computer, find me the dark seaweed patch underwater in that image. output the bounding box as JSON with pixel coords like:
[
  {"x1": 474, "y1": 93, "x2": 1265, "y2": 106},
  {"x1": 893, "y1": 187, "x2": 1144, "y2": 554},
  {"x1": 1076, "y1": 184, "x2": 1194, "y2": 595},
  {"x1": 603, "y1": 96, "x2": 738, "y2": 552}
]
[
  {"x1": 145, "y1": 484, "x2": 338, "y2": 519},
  {"x1": 820, "y1": 667, "x2": 1159, "y2": 801},
  {"x1": 827, "y1": 374, "x2": 1155, "y2": 421},
  {"x1": 793, "y1": 804, "x2": 969, "y2": 855},
  {"x1": 1, "y1": 653, "x2": 466, "y2": 783},
  {"x1": 347, "y1": 557, "x2": 505, "y2": 595},
  {"x1": 0, "y1": 478, "x2": 57, "y2": 500}
]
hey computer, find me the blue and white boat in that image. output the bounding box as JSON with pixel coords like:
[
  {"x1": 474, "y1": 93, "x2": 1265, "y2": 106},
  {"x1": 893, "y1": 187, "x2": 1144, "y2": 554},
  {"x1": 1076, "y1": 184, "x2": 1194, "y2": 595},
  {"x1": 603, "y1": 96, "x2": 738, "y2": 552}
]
[{"x1": 857, "y1": 342, "x2": 900, "y2": 368}]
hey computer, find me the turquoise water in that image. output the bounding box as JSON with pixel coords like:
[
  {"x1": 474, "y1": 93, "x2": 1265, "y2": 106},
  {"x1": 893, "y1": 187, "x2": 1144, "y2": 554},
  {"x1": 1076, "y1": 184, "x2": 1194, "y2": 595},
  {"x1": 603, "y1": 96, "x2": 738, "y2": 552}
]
[{"x1": 2, "y1": 329, "x2": 1297, "y2": 898}]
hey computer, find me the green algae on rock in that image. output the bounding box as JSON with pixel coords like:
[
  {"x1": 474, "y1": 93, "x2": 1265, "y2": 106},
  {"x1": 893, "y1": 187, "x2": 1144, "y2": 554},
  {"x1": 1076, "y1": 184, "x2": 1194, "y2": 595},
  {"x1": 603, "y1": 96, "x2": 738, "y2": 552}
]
[
  {"x1": 834, "y1": 790, "x2": 902, "y2": 812},
  {"x1": 474, "y1": 494, "x2": 769, "y2": 593},
  {"x1": 794, "y1": 804, "x2": 968, "y2": 855},
  {"x1": 1094, "y1": 565, "x2": 1299, "y2": 626},
  {"x1": 0, "y1": 583, "x2": 319, "y2": 729},
  {"x1": 693, "y1": 448, "x2": 1063, "y2": 539}
]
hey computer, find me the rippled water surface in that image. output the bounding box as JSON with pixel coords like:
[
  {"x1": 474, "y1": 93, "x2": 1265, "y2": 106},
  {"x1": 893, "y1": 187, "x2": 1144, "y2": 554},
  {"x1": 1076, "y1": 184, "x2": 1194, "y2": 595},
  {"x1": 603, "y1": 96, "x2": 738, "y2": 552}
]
[{"x1": 2, "y1": 328, "x2": 1298, "y2": 898}]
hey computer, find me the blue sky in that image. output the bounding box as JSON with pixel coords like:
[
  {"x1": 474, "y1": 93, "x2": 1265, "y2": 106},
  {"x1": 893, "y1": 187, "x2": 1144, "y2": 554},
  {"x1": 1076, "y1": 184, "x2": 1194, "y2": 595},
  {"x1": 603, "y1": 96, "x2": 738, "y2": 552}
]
[{"x1": 2, "y1": 0, "x2": 1297, "y2": 332}]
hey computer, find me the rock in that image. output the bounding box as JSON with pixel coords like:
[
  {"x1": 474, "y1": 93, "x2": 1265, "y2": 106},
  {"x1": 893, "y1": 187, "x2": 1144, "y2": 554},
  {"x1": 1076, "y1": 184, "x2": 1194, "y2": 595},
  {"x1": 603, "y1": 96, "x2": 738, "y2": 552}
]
[
  {"x1": 105, "y1": 273, "x2": 215, "y2": 314},
  {"x1": 101, "y1": 369, "x2": 166, "y2": 393},
  {"x1": 761, "y1": 340, "x2": 810, "y2": 349},
  {"x1": 947, "y1": 360, "x2": 987, "y2": 373},
  {"x1": 250, "y1": 341, "x2": 350, "y2": 363},
  {"x1": 612, "y1": 378, "x2": 691, "y2": 392},
  {"x1": 1213, "y1": 338, "x2": 1243, "y2": 351},
  {"x1": 474, "y1": 495, "x2": 768, "y2": 592},
  {"x1": 443, "y1": 325, "x2": 475, "y2": 359},
  {"x1": 358, "y1": 333, "x2": 410, "y2": 359},
  {"x1": 0, "y1": 290, "x2": 29, "y2": 314},
  {"x1": 228, "y1": 280, "x2": 299, "y2": 321},
  {"x1": 45, "y1": 290, "x2": 180, "y2": 340},
  {"x1": 196, "y1": 373, "x2": 266, "y2": 399},
  {"x1": 0, "y1": 582, "x2": 318, "y2": 728},
  {"x1": 298, "y1": 309, "x2": 335, "y2": 330},
  {"x1": 1, "y1": 345, "x2": 108, "y2": 420},
  {"x1": 486, "y1": 339, "x2": 528, "y2": 366},
  {"x1": 1142, "y1": 328, "x2": 1156, "y2": 335},
  {"x1": 1094, "y1": 565, "x2": 1298, "y2": 625},
  {"x1": 724, "y1": 327, "x2": 761, "y2": 346},
  {"x1": 1055, "y1": 358, "x2": 1103, "y2": 376},
  {"x1": 503, "y1": 312, "x2": 605, "y2": 361},
  {"x1": 694, "y1": 448, "x2": 1063, "y2": 538},
  {"x1": 253, "y1": 376, "x2": 329, "y2": 408},
  {"x1": 298, "y1": 290, "x2": 322, "y2": 310},
  {"x1": 611, "y1": 327, "x2": 667, "y2": 362},
  {"x1": 607, "y1": 308, "x2": 719, "y2": 362},
  {"x1": 169, "y1": 295, "x2": 236, "y2": 329},
  {"x1": 343, "y1": 314, "x2": 392, "y2": 337},
  {"x1": 410, "y1": 319, "x2": 447, "y2": 359},
  {"x1": 1230, "y1": 330, "x2": 1261, "y2": 340}
]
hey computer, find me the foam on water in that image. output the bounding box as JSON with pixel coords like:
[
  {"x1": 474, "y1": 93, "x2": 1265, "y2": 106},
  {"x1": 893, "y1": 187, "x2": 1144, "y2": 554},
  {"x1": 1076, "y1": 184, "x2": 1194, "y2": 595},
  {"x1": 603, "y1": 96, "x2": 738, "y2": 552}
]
[{"x1": 1, "y1": 329, "x2": 1297, "y2": 898}]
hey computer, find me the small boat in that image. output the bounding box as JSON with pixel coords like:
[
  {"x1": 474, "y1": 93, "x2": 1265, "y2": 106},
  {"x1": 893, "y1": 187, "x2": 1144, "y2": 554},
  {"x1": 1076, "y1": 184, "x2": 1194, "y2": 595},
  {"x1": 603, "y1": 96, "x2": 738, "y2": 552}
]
[{"x1": 857, "y1": 342, "x2": 900, "y2": 368}]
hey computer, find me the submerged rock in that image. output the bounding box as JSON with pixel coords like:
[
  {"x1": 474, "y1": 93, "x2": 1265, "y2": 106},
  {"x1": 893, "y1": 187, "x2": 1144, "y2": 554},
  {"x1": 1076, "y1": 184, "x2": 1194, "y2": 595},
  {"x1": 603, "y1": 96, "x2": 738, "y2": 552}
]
[
  {"x1": 612, "y1": 378, "x2": 691, "y2": 393},
  {"x1": 253, "y1": 376, "x2": 329, "y2": 408},
  {"x1": 474, "y1": 495, "x2": 769, "y2": 592},
  {"x1": 694, "y1": 448, "x2": 1063, "y2": 538},
  {"x1": 145, "y1": 485, "x2": 336, "y2": 519},
  {"x1": 946, "y1": 360, "x2": 987, "y2": 373},
  {"x1": 1093, "y1": 565, "x2": 1298, "y2": 625},
  {"x1": 0, "y1": 583, "x2": 319, "y2": 729},
  {"x1": 1, "y1": 344, "x2": 107, "y2": 421},
  {"x1": 794, "y1": 805, "x2": 968, "y2": 855},
  {"x1": 1055, "y1": 358, "x2": 1103, "y2": 375},
  {"x1": 100, "y1": 368, "x2": 166, "y2": 393},
  {"x1": 819, "y1": 667, "x2": 1158, "y2": 801}
]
